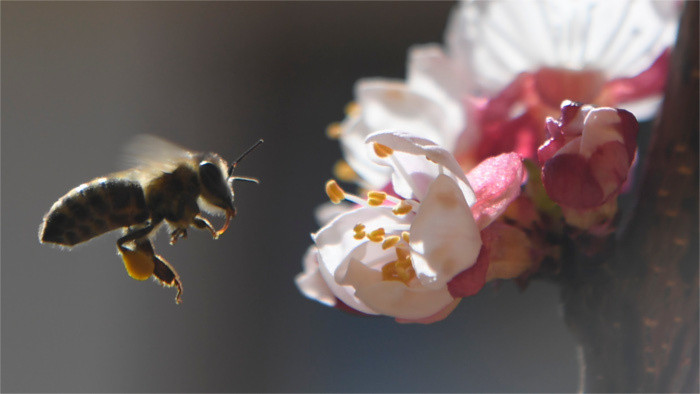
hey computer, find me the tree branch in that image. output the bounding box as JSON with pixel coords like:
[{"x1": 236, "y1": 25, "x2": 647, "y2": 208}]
[{"x1": 561, "y1": 2, "x2": 699, "y2": 392}]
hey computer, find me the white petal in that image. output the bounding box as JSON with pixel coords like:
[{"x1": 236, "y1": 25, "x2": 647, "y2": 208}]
[
  {"x1": 340, "y1": 78, "x2": 459, "y2": 189},
  {"x1": 409, "y1": 174, "x2": 481, "y2": 288},
  {"x1": 366, "y1": 131, "x2": 476, "y2": 205},
  {"x1": 354, "y1": 277, "x2": 455, "y2": 320},
  {"x1": 338, "y1": 243, "x2": 455, "y2": 319},
  {"x1": 340, "y1": 115, "x2": 392, "y2": 188},
  {"x1": 357, "y1": 78, "x2": 454, "y2": 144},
  {"x1": 313, "y1": 206, "x2": 411, "y2": 315},
  {"x1": 449, "y1": 0, "x2": 679, "y2": 94},
  {"x1": 314, "y1": 202, "x2": 352, "y2": 227},
  {"x1": 579, "y1": 108, "x2": 624, "y2": 158},
  {"x1": 295, "y1": 247, "x2": 336, "y2": 307},
  {"x1": 406, "y1": 44, "x2": 468, "y2": 151}
]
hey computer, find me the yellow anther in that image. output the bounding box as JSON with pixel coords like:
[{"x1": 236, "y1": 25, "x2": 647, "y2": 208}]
[
  {"x1": 368, "y1": 191, "x2": 387, "y2": 200},
  {"x1": 353, "y1": 224, "x2": 366, "y2": 240},
  {"x1": 401, "y1": 231, "x2": 410, "y2": 243},
  {"x1": 367, "y1": 228, "x2": 385, "y2": 242},
  {"x1": 325, "y1": 122, "x2": 344, "y2": 139},
  {"x1": 392, "y1": 200, "x2": 413, "y2": 215},
  {"x1": 325, "y1": 179, "x2": 346, "y2": 204},
  {"x1": 373, "y1": 142, "x2": 394, "y2": 158},
  {"x1": 367, "y1": 191, "x2": 387, "y2": 206},
  {"x1": 382, "y1": 235, "x2": 401, "y2": 250},
  {"x1": 333, "y1": 160, "x2": 358, "y2": 182},
  {"x1": 344, "y1": 101, "x2": 361, "y2": 117},
  {"x1": 395, "y1": 247, "x2": 411, "y2": 262},
  {"x1": 381, "y1": 259, "x2": 416, "y2": 285}
]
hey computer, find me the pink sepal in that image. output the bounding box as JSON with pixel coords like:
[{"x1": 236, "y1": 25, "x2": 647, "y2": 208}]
[
  {"x1": 467, "y1": 152, "x2": 525, "y2": 229},
  {"x1": 447, "y1": 243, "x2": 489, "y2": 298}
]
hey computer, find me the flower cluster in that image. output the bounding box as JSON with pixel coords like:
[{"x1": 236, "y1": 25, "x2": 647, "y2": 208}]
[
  {"x1": 297, "y1": 0, "x2": 679, "y2": 322},
  {"x1": 297, "y1": 132, "x2": 524, "y2": 322}
]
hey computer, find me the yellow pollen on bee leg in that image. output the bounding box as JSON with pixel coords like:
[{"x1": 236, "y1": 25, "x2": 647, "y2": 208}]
[
  {"x1": 367, "y1": 191, "x2": 387, "y2": 206},
  {"x1": 367, "y1": 228, "x2": 385, "y2": 242},
  {"x1": 373, "y1": 143, "x2": 394, "y2": 158},
  {"x1": 119, "y1": 246, "x2": 155, "y2": 281},
  {"x1": 382, "y1": 235, "x2": 401, "y2": 250},
  {"x1": 333, "y1": 160, "x2": 357, "y2": 182},
  {"x1": 325, "y1": 179, "x2": 346, "y2": 204},
  {"x1": 392, "y1": 200, "x2": 413, "y2": 215},
  {"x1": 325, "y1": 122, "x2": 344, "y2": 139}
]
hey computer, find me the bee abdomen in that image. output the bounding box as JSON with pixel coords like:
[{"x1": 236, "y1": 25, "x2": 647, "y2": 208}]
[{"x1": 40, "y1": 178, "x2": 150, "y2": 246}]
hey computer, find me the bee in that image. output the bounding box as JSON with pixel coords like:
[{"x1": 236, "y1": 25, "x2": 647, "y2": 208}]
[{"x1": 39, "y1": 135, "x2": 263, "y2": 303}]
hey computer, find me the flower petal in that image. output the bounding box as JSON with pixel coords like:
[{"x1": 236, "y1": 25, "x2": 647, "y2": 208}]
[
  {"x1": 542, "y1": 153, "x2": 605, "y2": 209},
  {"x1": 366, "y1": 131, "x2": 476, "y2": 204},
  {"x1": 407, "y1": 44, "x2": 469, "y2": 150},
  {"x1": 449, "y1": 0, "x2": 679, "y2": 94},
  {"x1": 350, "y1": 267, "x2": 456, "y2": 320},
  {"x1": 313, "y1": 206, "x2": 411, "y2": 315},
  {"x1": 340, "y1": 78, "x2": 458, "y2": 188},
  {"x1": 409, "y1": 174, "x2": 481, "y2": 287},
  {"x1": 467, "y1": 152, "x2": 524, "y2": 229},
  {"x1": 341, "y1": 116, "x2": 392, "y2": 188},
  {"x1": 295, "y1": 247, "x2": 336, "y2": 307}
]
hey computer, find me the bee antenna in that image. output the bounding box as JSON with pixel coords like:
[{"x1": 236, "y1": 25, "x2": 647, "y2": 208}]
[{"x1": 228, "y1": 139, "x2": 264, "y2": 176}]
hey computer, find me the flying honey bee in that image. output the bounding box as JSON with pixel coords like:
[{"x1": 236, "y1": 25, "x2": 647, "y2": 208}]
[{"x1": 39, "y1": 135, "x2": 263, "y2": 303}]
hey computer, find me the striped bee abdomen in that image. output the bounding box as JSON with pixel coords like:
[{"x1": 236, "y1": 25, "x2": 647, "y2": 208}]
[{"x1": 40, "y1": 178, "x2": 150, "y2": 246}]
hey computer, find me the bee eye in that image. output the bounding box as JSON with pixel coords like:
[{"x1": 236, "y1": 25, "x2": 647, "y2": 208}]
[{"x1": 199, "y1": 162, "x2": 228, "y2": 198}]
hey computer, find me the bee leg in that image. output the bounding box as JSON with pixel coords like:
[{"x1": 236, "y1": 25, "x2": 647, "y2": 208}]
[
  {"x1": 117, "y1": 221, "x2": 160, "y2": 248},
  {"x1": 152, "y1": 253, "x2": 183, "y2": 304},
  {"x1": 169, "y1": 228, "x2": 188, "y2": 245},
  {"x1": 192, "y1": 215, "x2": 218, "y2": 239}
]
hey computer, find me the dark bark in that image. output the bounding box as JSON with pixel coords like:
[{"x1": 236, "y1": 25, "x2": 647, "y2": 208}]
[{"x1": 561, "y1": 3, "x2": 699, "y2": 392}]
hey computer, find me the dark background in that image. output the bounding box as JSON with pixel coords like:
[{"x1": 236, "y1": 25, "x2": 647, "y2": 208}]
[{"x1": 2, "y1": 2, "x2": 578, "y2": 392}]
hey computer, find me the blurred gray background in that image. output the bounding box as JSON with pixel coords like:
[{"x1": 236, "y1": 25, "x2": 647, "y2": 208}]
[{"x1": 2, "y1": 2, "x2": 578, "y2": 392}]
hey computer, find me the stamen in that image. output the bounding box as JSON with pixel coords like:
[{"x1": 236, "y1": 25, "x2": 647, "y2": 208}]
[
  {"x1": 395, "y1": 247, "x2": 411, "y2": 262},
  {"x1": 367, "y1": 191, "x2": 387, "y2": 206},
  {"x1": 353, "y1": 224, "x2": 366, "y2": 240},
  {"x1": 382, "y1": 235, "x2": 400, "y2": 250},
  {"x1": 344, "y1": 101, "x2": 361, "y2": 117},
  {"x1": 401, "y1": 231, "x2": 410, "y2": 243},
  {"x1": 392, "y1": 200, "x2": 413, "y2": 215},
  {"x1": 373, "y1": 143, "x2": 394, "y2": 158},
  {"x1": 381, "y1": 258, "x2": 416, "y2": 285},
  {"x1": 325, "y1": 122, "x2": 343, "y2": 139},
  {"x1": 367, "y1": 228, "x2": 385, "y2": 242},
  {"x1": 333, "y1": 160, "x2": 357, "y2": 182},
  {"x1": 324, "y1": 179, "x2": 368, "y2": 206},
  {"x1": 325, "y1": 179, "x2": 345, "y2": 204}
]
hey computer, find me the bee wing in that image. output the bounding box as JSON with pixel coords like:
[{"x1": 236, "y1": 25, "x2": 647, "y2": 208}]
[{"x1": 121, "y1": 135, "x2": 195, "y2": 179}]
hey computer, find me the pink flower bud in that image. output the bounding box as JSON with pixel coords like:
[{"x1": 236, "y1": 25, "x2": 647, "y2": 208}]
[{"x1": 537, "y1": 101, "x2": 639, "y2": 228}]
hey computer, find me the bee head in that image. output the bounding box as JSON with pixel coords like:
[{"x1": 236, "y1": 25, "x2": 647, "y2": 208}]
[
  {"x1": 197, "y1": 139, "x2": 263, "y2": 219},
  {"x1": 198, "y1": 153, "x2": 236, "y2": 215}
]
